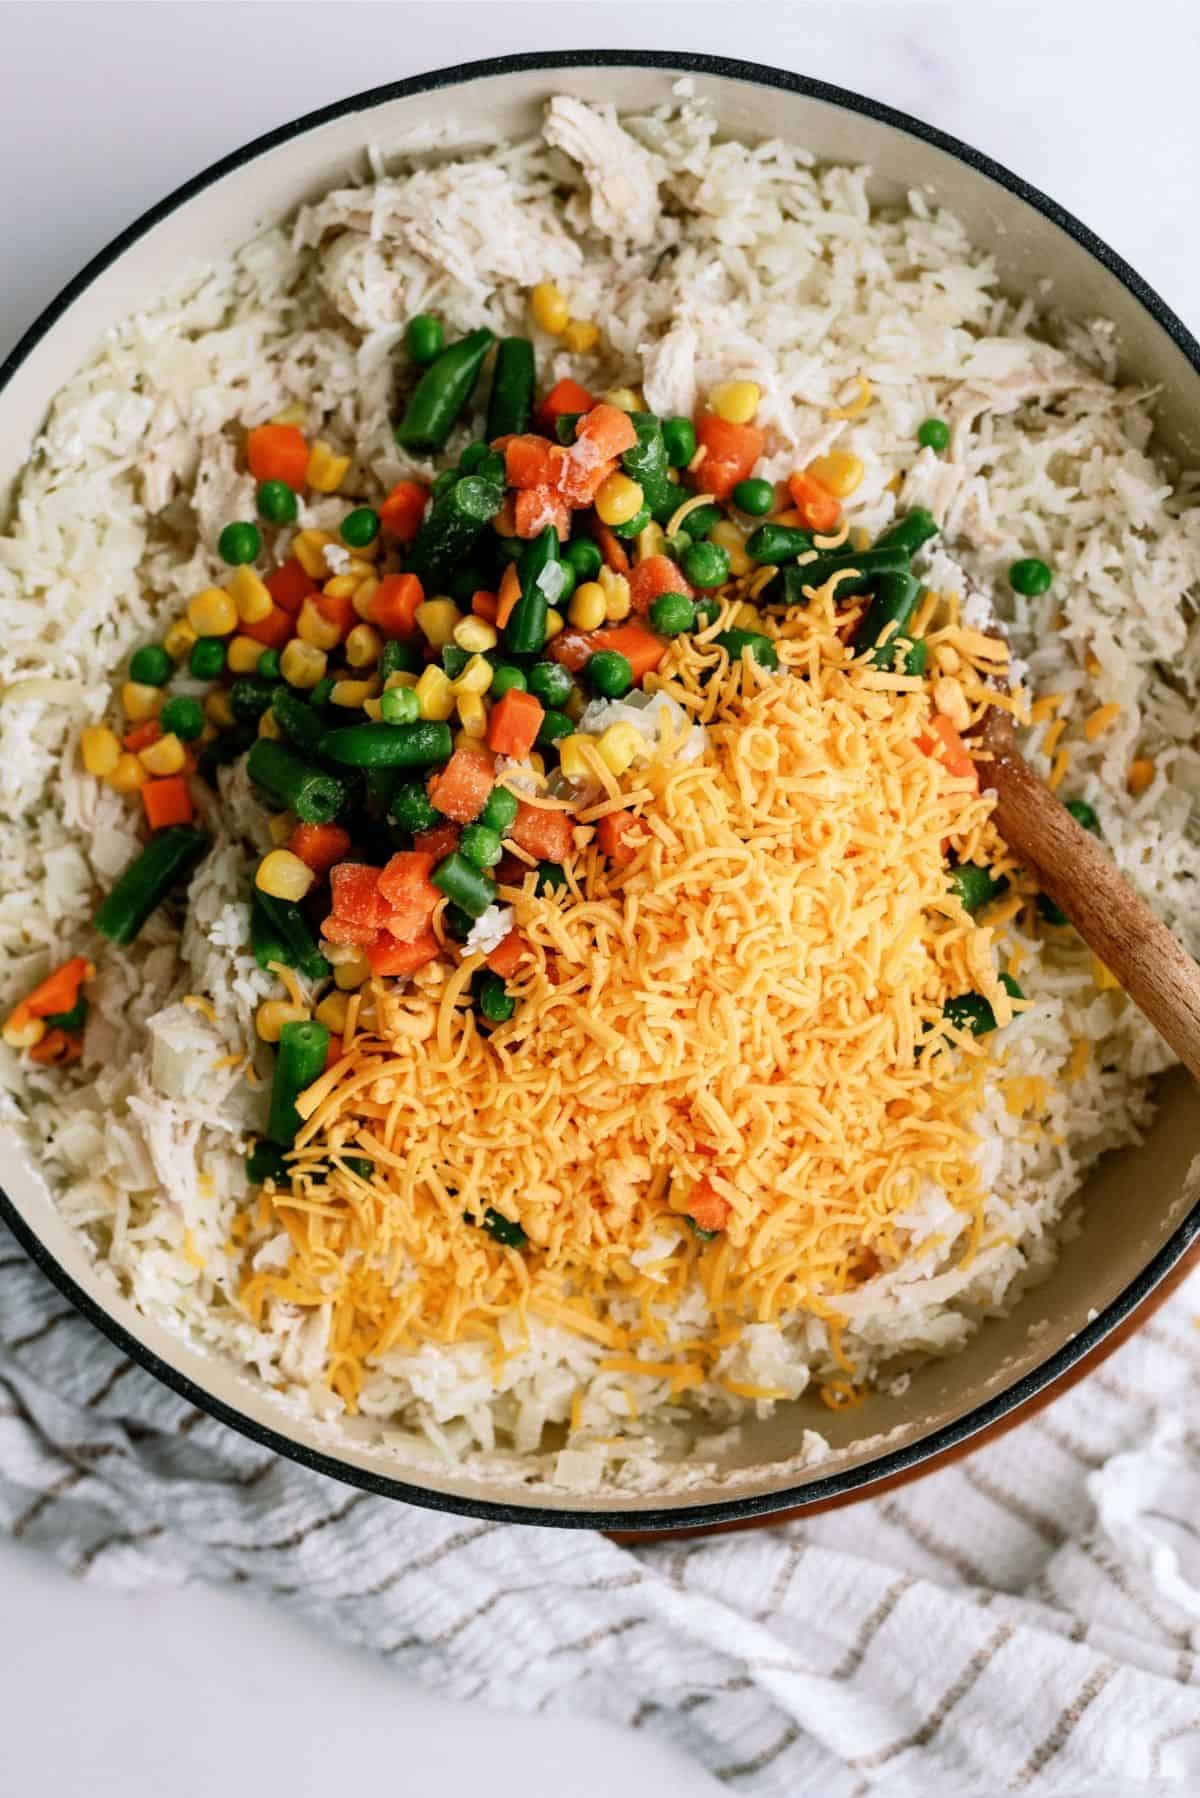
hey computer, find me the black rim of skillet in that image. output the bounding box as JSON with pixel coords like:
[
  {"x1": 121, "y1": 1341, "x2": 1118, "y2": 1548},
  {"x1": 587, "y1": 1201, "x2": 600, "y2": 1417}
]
[{"x1": 2, "y1": 51, "x2": 1199, "y2": 1533}]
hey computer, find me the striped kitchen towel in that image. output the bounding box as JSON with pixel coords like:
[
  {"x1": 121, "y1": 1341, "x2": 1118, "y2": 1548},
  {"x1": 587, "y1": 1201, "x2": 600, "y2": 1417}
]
[{"x1": 1, "y1": 1217, "x2": 1198, "y2": 1797}]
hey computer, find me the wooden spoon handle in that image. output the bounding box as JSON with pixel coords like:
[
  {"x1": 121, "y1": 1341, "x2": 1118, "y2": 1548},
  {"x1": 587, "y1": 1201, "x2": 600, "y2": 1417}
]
[{"x1": 980, "y1": 712, "x2": 1200, "y2": 1080}]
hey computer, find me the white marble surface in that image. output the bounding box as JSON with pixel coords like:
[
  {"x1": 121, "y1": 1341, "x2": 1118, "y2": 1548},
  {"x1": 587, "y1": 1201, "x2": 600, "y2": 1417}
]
[{"x1": 1, "y1": 3, "x2": 1197, "y2": 1794}]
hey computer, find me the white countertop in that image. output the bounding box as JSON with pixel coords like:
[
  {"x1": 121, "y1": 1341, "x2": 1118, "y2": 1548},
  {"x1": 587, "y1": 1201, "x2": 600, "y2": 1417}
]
[{"x1": 2, "y1": 3, "x2": 1197, "y2": 1793}]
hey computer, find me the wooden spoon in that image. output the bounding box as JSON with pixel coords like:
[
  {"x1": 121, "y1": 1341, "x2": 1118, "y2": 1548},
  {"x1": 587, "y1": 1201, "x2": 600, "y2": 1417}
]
[{"x1": 978, "y1": 707, "x2": 1200, "y2": 1080}]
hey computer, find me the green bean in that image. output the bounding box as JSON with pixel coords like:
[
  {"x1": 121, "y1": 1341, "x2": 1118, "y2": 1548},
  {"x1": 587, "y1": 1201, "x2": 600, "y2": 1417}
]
[
  {"x1": 379, "y1": 639, "x2": 423, "y2": 681},
  {"x1": 553, "y1": 413, "x2": 585, "y2": 446},
  {"x1": 943, "y1": 973, "x2": 1023, "y2": 1038},
  {"x1": 948, "y1": 864, "x2": 1008, "y2": 914},
  {"x1": 431, "y1": 850, "x2": 496, "y2": 919},
  {"x1": 767, "y1": 545, "x2": 910, "y2": 606},
  {"x1": 390, "y1": 780, "x2": 443, "y2": 834},
  {"x1": 267, "y1": 1019, "x2": 330, "y2": 1146},
  {"x1": 904, "y1": 638, "x2": 929, "y2": 677},
  {"x1": 858, "y1": 572, "x2": 922, "y2": 664},
  {"x1": 1066, "y1": 799, "x2": 1101, "y2": 836},
  {"x1": 246, "y1": 739, "x2": 347, "y2": 824},
  {"x1": 406, "y1": 474, "x2": 504, "y2": 589},
  {"x1": 271, "y1": 686, "x2": 325, "y2": 755},
  {"x1": 621, "y1": 413, "x2": 676, "y2": 522},
  {"x1": 320, "y1": 720, "x2": 453, "y2": 769},
  {"x1": 485, "y1": 337, "x2": 536, "y2": 440},
  {"x1": 874, "y1": 508, "x2": 939, "y2": 556},
  {"x1": 395, "y1": 327, "x2": 495, "y2": 454},
  {"x1": 251, "y1": 892, "x2": 330, "y2": 981},
  {"x1": 246, "y1": 1142, "x2": 289, "y2": 1185},
  {"x1": 745, "y1": 522, "x2": 814, "y2": 564},
  {"x1": 478, "y1": 1206, "x2": 526, "y2": 1247},
  {"x1": 504, "y1": 525, "x2": 559, "y2": 656},
  {"x1": 94, "y1": 826, "x2": 209, "y2": 946},
  {"x1": 44, "y1": 995, "x2": 88, "y2": 1032},
  {"x1": 474, "y1": 969, "x2": 515, "y2": 1023},
  {"x1": 715, "y1": 629, "x2": 779, "y2": 671}
]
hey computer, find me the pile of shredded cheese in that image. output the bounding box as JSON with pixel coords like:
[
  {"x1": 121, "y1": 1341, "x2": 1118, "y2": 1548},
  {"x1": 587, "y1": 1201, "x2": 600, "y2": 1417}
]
[{"x1": 240, "y1": 586, "x2": 1020, "y2": 1411}]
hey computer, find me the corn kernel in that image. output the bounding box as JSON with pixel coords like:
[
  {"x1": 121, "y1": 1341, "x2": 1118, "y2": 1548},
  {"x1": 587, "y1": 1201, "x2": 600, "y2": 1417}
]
[
  {"x1": 568, "y1": 582, "x2": 607, "y2": 631},
  {"x1": 384, "y1": 669, "x2": 419, "y2": 691},
  {"x1": 557, "y1": 735, "x2": 593, "y2": 780},
  {"x1": 634, "y1": 520, "x2": 666, "y2": 564},
  {"x1": 453, "y1": 615, "x2": 498, "y2": 655},
  {"x1": 228, "y1": 565, "x2": 274, "y2": 624},
  {"x1": 204, "y1": 689, "x2": 236, "y2": 729},
  {"x1": 603, "y1": 387, "x2": 643, "y2": 413},
  {"x1": 562, "y1": 319, "x2": 599, "y2": 354},
  {"x1": 452, "y1": 654, "x2": 494, "y2": 696},
  {"x1": 362, "y1": 698, "x2": 383, "y2": 721},
  {"x1": 543, "y1": 607, "x2": 564, "y2": 641},
  {"x1": 352, "y1": 576, "x2": 380, "y2": 622},
  {"x1": 164, "y1": 618, "x2": 198, "y2": 661},
  {"x1": 415, "y1": 665, "x2": 455, "y2": 722},
  {"x1": 279, "y1": 639, "x2": 327, "y2": 689},
  {"x1": 530, "y1": 282, "x2": 569, "y2": 335},
  {"x1": 563, "y1": 685, "x2": 585, "y2": 723},
  {"x1": 932, "y1": 676, "x2": 970, "y2": 732},
  {"x1": 256, "y1": 998, "x2": 311, "y2": 1044},
  {"x1": 331, "y1": 678, "x2": 380, "y2": 708},
  {"x1": 187, "y1": 587, "x2": 238, "y2": 637},
  {"x1": 1127, "y1": 757, "x2": 1156, "y2": 796},
  {"x1": 108, "y1": 752, "x2": 148, "y2": 793},
  {"x1": 709, "y1": 380, "x2": 761, "y2": 426},
  {"x1": 139, "y1": 732, "x2": 186, "y2": 776},
  {"x1": 732, "y1": 602, "x2": 762, "y2": 631},
  {"x1": 595, "y1": 471, "x2": 644, "y2": 527},
  {"x1": 296, "y1": 597, "x2": 343, "y2": 652},
  {"x1": 345, "y1": 623, "x2": 382, "y2": 668},
  {"x1": 332, "y1": 948, "x2": 371, "y2": 991},
  {"x1": 453, "y1": 728, "x2": 480, "y2": 752},
  {"x1": 121, "y1": 680, "x2": 166, "y2": 723},
  {"x1": 322, "y1": 573, "x2": 361, "y2": 601},
  {"x1": 267, "y1": 811, "x2": 295, "y2": 845},
  {"x1": 226, "y1": 634, "x2": 265, "y2": 675},
  {"x1": 258, "y1": 710, "x2": 283, "y2": 740},
  {"x1": 255, "y1": 849, "x2": 314, "y2": 902},
  {"x1": 415, "y1": 598, "x2": 461, "y2": 648},
  {"x1": 81, "y1": 725, "x2": 122, "y2": 778},
  {"x1": 598, "y1": 567, "x2": 631, "y2": 623},
  {"x1": 1091, "y1": 955, "x2": 1120, "y2": 993},
  {"x1": 807, "y1": 450, "x2": 865, "y2": 499},
  {"x1": 528, "y1": 754, "x2": 545, "y2": 778},
  {"x1": 306, "y1": 439, "x2": 351, "y2": 493},
  {"x1": 710, "y1": 519, "x2": 751, "y2": 576},
  {"x1": 596, "y1": 722, "x2": 643, "y2": 777},
  {"x1": 271, "y1": 403, "x2": 307, "y2": 428},
  {"x1": 456, "y1": 691, "x2": 488, "y2": 738},
  {"x1": 291, "y1": 529, "x2": 335, "y2": 579},
  {"x1": 314, "y1": 991, "x2": 350, "y2": 1034},
  {"x1": 3, "y1": 1010, "x2": 46, "y2": 1050}
]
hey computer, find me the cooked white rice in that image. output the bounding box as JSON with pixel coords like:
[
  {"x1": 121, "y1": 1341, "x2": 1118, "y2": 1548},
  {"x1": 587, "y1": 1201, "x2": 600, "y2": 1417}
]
[{"x1": 2, "y1": 87, "x2": 1198, "y2": 1492}]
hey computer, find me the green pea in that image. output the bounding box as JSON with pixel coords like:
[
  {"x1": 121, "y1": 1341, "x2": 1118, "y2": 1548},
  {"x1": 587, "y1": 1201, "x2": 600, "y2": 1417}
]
[
  {"x1": 612, "y1": 503, "x2": 652, "y2": 540},
  {"x1": 537, "y1": 709, "x2": 574, "y2": 747},
  {"x1": 732, "y1": 478, "x2": 774, "y2": 516},
  {"x1": 340, "y1": 507, "x2": 380, "y2": 549},
  {"x1": 256, "y1": 480, "x2": 298, "y2": 525},
  {"x1": 432, "y1": 468, "x2": 458, "y2": 502},
  {"x1": 1065, "y1": 798, "x2": 1100, "y2": 835},
  {"x1": 479, "y1": 786, "x2": 519, "y2": 834},
  {"x1": 526, "y1": 662, "x2": 573, "y2": 709},
  {"x1": 562, "y1": 537, "x2": 602, "y2": 582},
  {"x1": 308, "y1": 675, "x2": 336, "y2": 708},
  {"x1": 649, "y1": 592, "x2": 695, "y2": 637},
  {"x1": 662, "y1": 417, "x2": 696, "y2": 469},
  {"x1": 587, "y1": 650, "x2": 633, "y2": 698},
  {"x1": 406, "y1": 314, "x2": 444, "y2": 365},
  {"x1": 917, "y1": 418, "x2": 950, "y2": 453},
  {"x1": 218, "y1": 521, "x2": 261, "y2": 566},
  {"x1": 460, "y1": 823, "x2": 503, "y2": 870},
  {"x1": 256, "y1": 648, "x2": 281, "y2": 681},
  {"x1": 475, "y1": 973, "x2": 516, "y2": 1025},
  {"x1": 1009, "y1": 557, "x2": 1052, "y2": 596},
  {"x1": 380, "y1": 685, "x2": 420, "y2": 725},
  {"x1": 536, "y1": 861, "x2": 567, "y2": 893},
  {"x1": 682, "y1": 539, "x2": 730, "y2": 590},
  {"x1": 390, "y1": 781, "x2": 441, "y2": 834},
  {"x1": 683, "y1": 502, "x2": 722, "y2": 538},
  {"x1": 489, "y1": 664, "x2": 528, "y2": 700},
  {"x1": 158, "y1": 695, "x2": 205, "y2": 742},
  {"x1": 694, "y1": 599, "x2": 721, "y2": 628},
  {"x1": 188, "y1": 636, "x2": 226, "y2": 681},
  {"x1": 129, "y1": 644, "x2": 172, "y2": 687},
  {"x1": 552, "y1": 560, "x2": 577, "y2": 605}
]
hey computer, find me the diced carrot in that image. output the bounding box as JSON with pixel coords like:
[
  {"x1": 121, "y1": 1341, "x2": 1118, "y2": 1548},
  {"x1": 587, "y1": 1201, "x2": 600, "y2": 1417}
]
[
  {"x1": 918, "y1": 714, "x2": 979, "y2": 789},
  {"x1": 545, "y1": 627, "x2": 594, "y2": 673},
  {"x1": 589, "y1": 519, "x2": 630, "y2": 574},
  {"x1": 787, "y1": 469, "x2": 841, "y2": 534},
  {"x1": 242, "y1": 603, "x2": 294, "y2": 649},
  {"x1": 628, "y1": 554, "x2": 692, "y2": 615},
  {"x1": 369, "y1": 572, "x2": 425, "y2": 639},
  {"x1": 324, "y1": 1035, "x2": 346, "y2": 1072},
  {"x1": 378, "y1": 479, "x2": 430, "y2": 544},
  {"x1": 509, "y1": 801, "x2": 574, "y2": 864},
  {"x1": 574, "y1": 403, "x2": 638, "y2": 460},
  {"x1": 328, "y1": 862, "x2": 388, "y2": 929},
  {"x1": 489, "y1": 434, "x2": 516, "y2": 454},
  {"x1": 496, "y1": 563, "x2": 521, "y2": 630},
  {"x1": 123, "y1": 719, "x2": 162, "y2": 753},
  {"x1": 18, "y1": 955, "x2": 93, "y2": 1020},
  {"x1": 141, "y1": 776, "x2": 193, "y2": 830},
  {"x1": 427, "y1": 746, "x2": 496, "y2": 823},
  {"x1": 287, "y1": 822, "x2": 351, "y2": 876},
  {"x1": 694, "y1": 415, "x2": 765, "y2": 500},
  {"x1": 493, "y1": 493, "x2": 518, "y2": 538},
  {"x1": 471, "y1": 589, "x2": 499, "y2": 623},
  {"x1": 315, "y1": 588, "x2": 356, "y2": 642},
  {"x1": 377, "y1": 851, "x2": 441, "y2": 942},
  {"x1": 319, "y1": 913, "x2": 380, "y2": 947},
  {"x1": 246, "y1": 423, "x2": 309, "y2": 489},
  {"x1": 557, "y1": 447, "x2": 616, "y2": 507},
  {"x1": 504, "y1": 435, "x2": 559, "y2": 490},
  {"x1": 485, "y1": 929, "x2": 525, "y2": 979},
  {"x1": 597, "y1": 810, "x2": 644, "y2": 866},
  {"x1": 366, "y1": 928, "x2": 440, "y2": 978},
  {"x1": 486, "y1": 689, "x2": 544, "y2": 759},
  {"x1": 515, "y1": 487, "x2": 570, "y2": 541},
  {"x1": 413, "y1": 822, "x2": 460, "y2": 861},
  {"x1": 28, "y1": 1028, "x2": 83, "y2": 1067},
  {"x1": 689, "y1": 1177, "x2": 731, "y2": 1234},
  {"x1": 266, "y1": 558, "x2": 317, "y2": 615},
  {"x1": 589, "y1": 621, "x2": 667, "y2": 684},
  {"x1": 537, "y1": 378, "x2": 594, "y2": 431}
]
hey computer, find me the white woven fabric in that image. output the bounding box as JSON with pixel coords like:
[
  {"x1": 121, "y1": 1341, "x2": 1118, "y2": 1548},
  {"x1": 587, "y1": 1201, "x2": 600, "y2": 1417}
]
[{"x1": 2, "y1": 1217, "x2": 1198, "y2": 1795}]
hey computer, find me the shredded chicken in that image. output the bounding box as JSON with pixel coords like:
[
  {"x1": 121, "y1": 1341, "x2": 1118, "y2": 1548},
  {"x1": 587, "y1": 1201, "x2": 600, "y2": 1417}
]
[
  {"x1": 191, "y1": 434, "x2": 256, "y2": 556},
  {"x1": 544, "y1": 97, "x2": 663, "y2": 247},
  {"x1": 640, "y1": 319, "x2": 698, "y2": 420}
]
